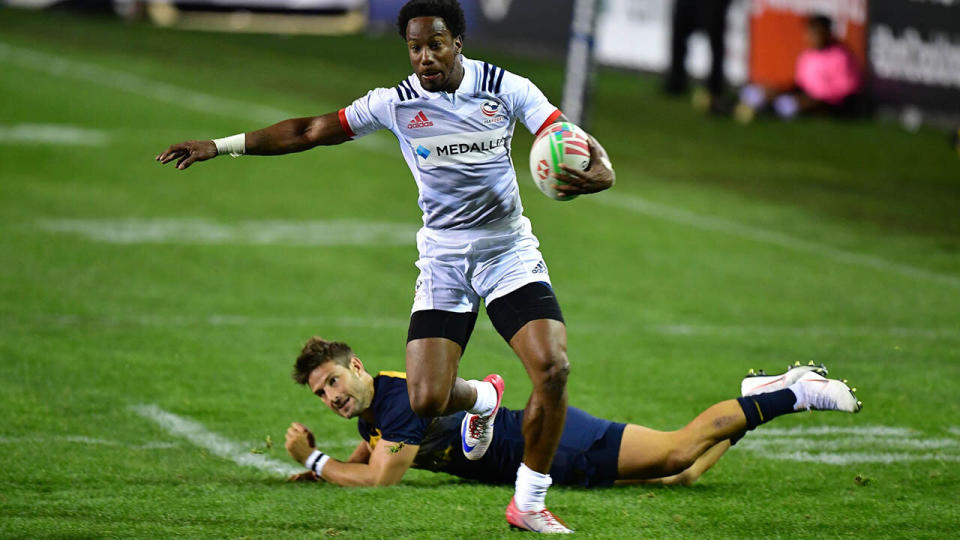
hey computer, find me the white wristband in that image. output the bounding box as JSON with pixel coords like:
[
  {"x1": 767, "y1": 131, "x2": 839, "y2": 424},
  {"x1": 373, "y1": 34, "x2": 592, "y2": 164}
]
[
  {"x1": 212, "y1": 133, "x2": 245, "y2": 157},
  {"x1": 314, "y1": 454, "x2": 331, "y2": 476},
  {"x1": 304, "y1": 449, "x2": 323, "y2": 470},
  {"x1": 304, "y1": 450, "x2": 331, "y2": 476}
]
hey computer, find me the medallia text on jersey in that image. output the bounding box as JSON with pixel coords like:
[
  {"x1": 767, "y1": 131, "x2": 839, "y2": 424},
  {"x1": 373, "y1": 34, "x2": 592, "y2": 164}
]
[{"x1": 396, "y1": 66, "x2": 512, "y2": 169}]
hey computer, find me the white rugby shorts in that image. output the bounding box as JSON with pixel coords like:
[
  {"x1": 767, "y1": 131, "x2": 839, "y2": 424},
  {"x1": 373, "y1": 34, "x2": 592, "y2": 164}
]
[{"x1": 411, "y1": 216, "x2": 552, "y2": 313}]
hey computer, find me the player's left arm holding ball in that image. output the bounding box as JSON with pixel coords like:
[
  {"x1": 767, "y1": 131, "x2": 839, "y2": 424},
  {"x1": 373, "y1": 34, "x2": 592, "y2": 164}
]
[
  {"x1": 285, "y1": 422, "x2": 419, "y2": 487},
  {"x1": 549, "y1": 116, "x2": 616, "y2": 197}
]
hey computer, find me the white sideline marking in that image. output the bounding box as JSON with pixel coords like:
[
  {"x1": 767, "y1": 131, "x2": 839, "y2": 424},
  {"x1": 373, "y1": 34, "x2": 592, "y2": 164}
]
[
  {"x1": 131, "y1": 404, "x2": 302, "y2": 476},
  {"x1": 949, "y1": 427, "x2": 960, "y2": 437},
  {"x1": 751, "y1": 426, "x2": 916, "y2": 437},
  {"x1": 592, "y1": 192, "x2": 960, "y2": 289},
  {"x1": 750, "y1": 451, "x2": 960, "y2": 465},
  {"x1": 741, "y1": 424, "x2": 960, "y2": 464},
  {"x1": 0, "y1": 435, "x2": 179, "y2": 449},
  {"x1": 0, "y1": 124, "x2": 108, "y2": 146},
  {"x1": 0, "y1": 41, "x2": 394, "y2": 155},
  {"x1": 36, "y1": 218, "x2": 418, "y2": 246},
  {"x1": 0, "y1": 42, "x2": 289, "y2": 125},
  {"x1": 742, "y1": 437, "x2": 960, "y2": 451}
]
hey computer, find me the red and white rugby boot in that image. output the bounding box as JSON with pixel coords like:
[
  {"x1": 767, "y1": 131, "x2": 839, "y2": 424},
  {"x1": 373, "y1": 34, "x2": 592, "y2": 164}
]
[
  {"x1": 460, "y1": 374, "x2": 504, "y2": 460},
  {"x1": 741, "y1": 361, "x2": 828, "y2": 397},
  {"x1": 505, "y1": 498, "x2": 573, "y2": 534}
]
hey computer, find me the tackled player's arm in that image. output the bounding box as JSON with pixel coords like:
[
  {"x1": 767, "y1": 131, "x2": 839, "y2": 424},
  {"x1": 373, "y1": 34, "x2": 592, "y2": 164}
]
[
  {"x1": 155, "y1": 111, "x2": 351, "y2": 170},
  {"x1": 320, "y1": 439, "x2": 419, "y2": 487},
  {"x1": 347, "y1": 440, "x2": 372, "y2": 464}
]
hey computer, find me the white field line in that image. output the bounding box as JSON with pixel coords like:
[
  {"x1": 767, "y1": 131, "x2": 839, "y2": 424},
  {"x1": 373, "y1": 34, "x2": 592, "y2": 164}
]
[
  {"x1": 0, "y1": 41, "x2": 289, "y2": 125},
  {"x1": 0, "y1": 41, "x2": 394, "y2": 154},
  {"x1": 741, "y1": 424, "x2": 960, "y2": 464},
  {"x1": 751, "y1": 426, "x2": 917, "y2": 437},
  {"x1": 749, "y1": 451, "x2": 960, "y2": 465},
  {"x1": 741, "y1": 436, "x2": 960, "y2": 451},
  {"x1": 35, "y1": 218, "x2": 419, "y2": 246},
  {"x1": 0, "y1": 435, "x2": 179, "y2": 449},
  {"x1": 592, "y1": 192, "x2": 960, "y2": 289},
  {"x1": 27, "y1": 312, "x2": 960, "y2": 341},
  {"x1": 131, "y1": 404, "x2": 302, "y2": 476},
  {"x1": 0, "y1": 123, "x2": 108, "y2": 146},
  {"x1": 950, "y1": 427, "x2": 960, "y2": 437}
]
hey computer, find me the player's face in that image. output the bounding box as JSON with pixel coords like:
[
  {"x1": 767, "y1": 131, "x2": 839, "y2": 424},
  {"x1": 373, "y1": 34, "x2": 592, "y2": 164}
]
[
  {"x1": 405, "y1": 16, "x2": 463, "y2": 92},
  {"x1": 806, "y1": 25, "x2": 830, "y2": 49},
  {"x1": 307, "y1": 358, "x2": 372, "y2": 419}
]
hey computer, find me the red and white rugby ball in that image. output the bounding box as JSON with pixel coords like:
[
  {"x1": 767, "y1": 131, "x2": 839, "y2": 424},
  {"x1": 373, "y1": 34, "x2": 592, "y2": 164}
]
[{"x1": 528, "y1": 122, "x2": 591, "y2": 201}]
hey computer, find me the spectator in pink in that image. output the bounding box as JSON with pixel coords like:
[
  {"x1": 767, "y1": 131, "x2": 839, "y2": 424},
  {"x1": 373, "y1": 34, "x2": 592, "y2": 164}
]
[{"x1": 736, "y1": 15, "x2": 864, "y2": 122}]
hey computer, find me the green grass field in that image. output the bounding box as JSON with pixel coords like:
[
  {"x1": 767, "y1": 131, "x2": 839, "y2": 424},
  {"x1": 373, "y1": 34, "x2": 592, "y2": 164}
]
[{"x1": 1, "y1": 8, "x2": 959, "y2": 538}]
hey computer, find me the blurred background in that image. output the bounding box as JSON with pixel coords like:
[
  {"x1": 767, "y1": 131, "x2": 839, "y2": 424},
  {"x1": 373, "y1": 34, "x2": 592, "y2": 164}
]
[{"x1": 5, "y1": 0, "x2": 959, "y2": 132}]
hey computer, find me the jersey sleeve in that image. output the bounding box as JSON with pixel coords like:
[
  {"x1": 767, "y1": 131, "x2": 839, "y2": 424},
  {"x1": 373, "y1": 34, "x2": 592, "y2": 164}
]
[
  {"x1": 375, "y1": 383, "x2": 429, "y2": 445},
  {"x1": 340, "y1": 87, "x2": 394, "y2": 139},
  {"x1": 499, "y1": 72, "x2": 563, "y2": 136}
]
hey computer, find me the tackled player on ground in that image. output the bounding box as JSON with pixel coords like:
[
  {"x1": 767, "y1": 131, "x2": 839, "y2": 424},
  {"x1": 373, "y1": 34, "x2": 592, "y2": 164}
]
[{"x1": 283, "y1": 338, "x2": 862, "y2": 532}]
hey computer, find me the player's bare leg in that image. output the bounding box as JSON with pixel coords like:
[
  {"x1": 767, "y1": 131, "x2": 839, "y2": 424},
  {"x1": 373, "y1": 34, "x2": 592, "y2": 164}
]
[
  {"x1": 405, "y1": 337, "x2": 477, "y2": 417},
  {"x1": 616, "y1": 400, "x2": 746, "y2": 481},
  {"x1": 616, "y1": 370, "x2": 861, "y2": 482},
  {"x1": 512, "y1": 319, "x2": 569, "y2": 473},
  {"x1": 505, "y1": 318, "x2": 572, "y2": 533},
  {"x1": 627, "y1": 441, "x2": 732, "y2": 486}
]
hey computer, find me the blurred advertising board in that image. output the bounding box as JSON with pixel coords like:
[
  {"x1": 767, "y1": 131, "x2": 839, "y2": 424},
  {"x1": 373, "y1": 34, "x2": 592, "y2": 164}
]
[
  {"x1": 5, "y1": 0, "x2": 364, "y2": 8},
  {"x1": 748, "y1": 0, "x2": 867, "y2": 88},
  {"x1": 167, "y1": 0, "x2": 364, "y2": 9},
  {"x1": 369, "y1": 0, "x2": 574, "y2": 59},
  {"x1": 869, "y1": 0, "x2": 960, "y2": 129},
  {"x1": 595, "y1": 0, "x2": 748, "y2": 84}
]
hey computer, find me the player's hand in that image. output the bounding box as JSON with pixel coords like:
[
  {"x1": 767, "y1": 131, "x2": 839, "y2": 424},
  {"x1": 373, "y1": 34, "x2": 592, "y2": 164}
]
[
  {"x1": 552, "y1": 135, "x2": 615, "y2": 196},
  {"x1": 285, "y1": 422, "x2": 317, "y2": 465},
  {"x1": 286, "y1": 470, "x2": 323, "y2": 483},
  {"x1": 155, "y1": 140, "x2": 217, "y2": 170}
]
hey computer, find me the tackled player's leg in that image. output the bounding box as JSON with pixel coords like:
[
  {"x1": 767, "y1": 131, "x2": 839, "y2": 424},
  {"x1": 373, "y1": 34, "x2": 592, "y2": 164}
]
[{"x1": 615, "y1": 364, "x2": 861, "y2": 484}]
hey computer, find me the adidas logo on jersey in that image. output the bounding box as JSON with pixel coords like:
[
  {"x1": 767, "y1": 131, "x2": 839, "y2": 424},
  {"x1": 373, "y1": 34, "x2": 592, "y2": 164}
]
[
  {"x1": 408, "y1": 111, "x2": 434, "y2": 129},
  {"x1": 531, "y1": 261, "x2": 548, "y2": 274}
]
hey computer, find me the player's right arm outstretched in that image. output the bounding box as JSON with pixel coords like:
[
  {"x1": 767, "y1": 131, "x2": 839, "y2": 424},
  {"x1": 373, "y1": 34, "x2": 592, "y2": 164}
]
[{"x1": 155, "y1": 111, "x2": 350, "y2": 170}]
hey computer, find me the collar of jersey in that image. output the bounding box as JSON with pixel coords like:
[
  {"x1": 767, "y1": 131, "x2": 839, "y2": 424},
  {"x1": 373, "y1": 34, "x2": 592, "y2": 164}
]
[{"x1": 411, "y1": 54, "x2": 475, "y2": 103}]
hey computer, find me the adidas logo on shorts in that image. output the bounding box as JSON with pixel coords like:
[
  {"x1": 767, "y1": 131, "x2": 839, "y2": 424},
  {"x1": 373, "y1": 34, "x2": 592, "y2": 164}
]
[{"x1": 531, "y1": 261, "x2": 548, "y2": 274}]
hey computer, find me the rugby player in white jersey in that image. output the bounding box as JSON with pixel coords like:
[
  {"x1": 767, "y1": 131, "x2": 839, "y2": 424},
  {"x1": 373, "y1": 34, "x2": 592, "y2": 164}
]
[{"x1": 156, "y1": 0, "x2": 614, "y2": 533}]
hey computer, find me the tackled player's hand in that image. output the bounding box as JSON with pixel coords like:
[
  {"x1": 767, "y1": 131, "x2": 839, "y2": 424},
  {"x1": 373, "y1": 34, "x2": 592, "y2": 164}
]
[
  {"x1": 155, "y1": 140, "x2": 217, "y2": 170},
  {"x1": 287, "y1": 470, "x2": 323, "y2": 483},
  {"x1": 285, "y1": 422, "x2": 317, "y2": 465},
  {"x1": 552, "y1": 135, "x2": 615, "y2": 196}
]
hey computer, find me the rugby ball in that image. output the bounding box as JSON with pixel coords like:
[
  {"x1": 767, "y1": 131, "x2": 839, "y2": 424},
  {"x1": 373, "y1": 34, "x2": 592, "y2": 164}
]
[{"x1": 528, "y1": 122, "x2": 591, "y2": 201}]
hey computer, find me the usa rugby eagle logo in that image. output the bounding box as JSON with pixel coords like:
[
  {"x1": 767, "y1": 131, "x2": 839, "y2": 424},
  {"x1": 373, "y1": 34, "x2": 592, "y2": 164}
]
[{"x1": 481, "y1": 100, "x2": 501, "y2": 117}]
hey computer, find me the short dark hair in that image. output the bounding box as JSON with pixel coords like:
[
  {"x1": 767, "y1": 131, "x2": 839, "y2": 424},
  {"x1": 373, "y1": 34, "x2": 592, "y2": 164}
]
[
  {"x1": 292, "y1": 337, "x2": 354, "y2": 385},
  {"x1": 807, "y1": 14, "x2": 832, "y2": 33},
  {"x1": 397, "y1": 0, "x2": 466, "y2": 40}
]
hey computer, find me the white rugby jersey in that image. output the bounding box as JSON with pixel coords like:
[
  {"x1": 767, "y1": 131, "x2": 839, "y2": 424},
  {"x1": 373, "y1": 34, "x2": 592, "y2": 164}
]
[{"x1": 339, "y1": 56, "x2": 561, "y2": 231}]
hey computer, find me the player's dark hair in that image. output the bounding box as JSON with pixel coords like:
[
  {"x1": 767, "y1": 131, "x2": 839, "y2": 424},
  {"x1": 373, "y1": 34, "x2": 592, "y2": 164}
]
[
  {"x1": 292, "y1": 337, "x2": 354, "y2": 385},
  {"x1": 397, "y1": 0, "x2": 466, "y2": 40},
  {"x1": 807, "y1": 14, "x2": 832, "y2": 34}
]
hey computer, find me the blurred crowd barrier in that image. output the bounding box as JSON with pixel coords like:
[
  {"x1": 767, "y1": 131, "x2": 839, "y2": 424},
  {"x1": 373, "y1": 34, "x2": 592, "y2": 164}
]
[{"x1": 7, "y1": 0, "x2": 958, "y2": 129}]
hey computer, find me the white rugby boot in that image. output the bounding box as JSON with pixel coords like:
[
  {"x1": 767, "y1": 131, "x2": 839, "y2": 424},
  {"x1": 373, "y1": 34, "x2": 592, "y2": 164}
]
[
  {"x1": 741, "y1": 361, "x2": 828, "y2": 397},
  {"x1": 789, "y1": 371, "x2": 862, "y2": 413},
  {"x1": 505, "y1": 498, "x2": 573, "y2": 534},
  {"x1": 460, "y1": 373, "x2": 504, "y2": 460}
]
